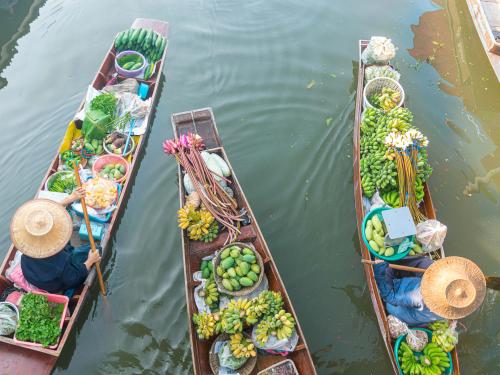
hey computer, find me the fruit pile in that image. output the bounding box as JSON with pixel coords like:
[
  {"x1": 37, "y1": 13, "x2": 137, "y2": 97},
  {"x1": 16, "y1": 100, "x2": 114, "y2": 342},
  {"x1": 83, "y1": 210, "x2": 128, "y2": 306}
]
[
  {"x1": 192, "y1": 290, "x2": 291, "y2": 342},
  {"x1": 114, "y1": 27, "x2": 167, "y2": 63},
  {"x1": 216, "y1": 245, "x2": 261, "y2": 292},
  {"x1": 428, "y1": 321, "x2": 458, "y2": 353},
  {"x1": 399, "y1": 341, "x2": 450, "y2": 375},
  {"x1": 364, "y1": 214, "x2": 395, "y2": 257},
  {"x1": 117, "y1": 53, "x2": 144, "y2": 71},
  {"x1": 254, "y1": 309, "x2": 296, "y2": 346},
  {"x1": 177, "y1": 204, "x2": 219, "y2": 242},
  {"x1": 369, "y1": 86, "x2": 401, "y2": 111},
  {"x1": 360, "y1": 106, "x2": 432, "y2": 200},
  {"x1": 98, "y1": 163, "x2": 126, "y2": 181}
]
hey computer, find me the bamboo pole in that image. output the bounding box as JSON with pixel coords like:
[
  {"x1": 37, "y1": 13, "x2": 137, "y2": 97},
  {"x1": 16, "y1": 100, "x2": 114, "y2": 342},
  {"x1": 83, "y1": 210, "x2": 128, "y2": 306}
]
[{"x1": 72, "y1": 161, "x2": 106, "y2": 296}]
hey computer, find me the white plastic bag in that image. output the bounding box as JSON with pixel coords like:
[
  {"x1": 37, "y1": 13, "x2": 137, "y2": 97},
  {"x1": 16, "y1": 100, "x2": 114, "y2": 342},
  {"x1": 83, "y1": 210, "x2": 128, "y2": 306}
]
[
  {"x1": 365, "y1": 65, "x2": 400, "y2": 82},
  {"x1": 416, "y1": 220, "x2": 447, "y2": 252},
  {"x1": 216, "y1": 341, "x2": 246, "y2": 373},
  {"x1": 362, "y1": 36, "x2": 397, "y2": 65},
  {"x1": 387, "y1": 315, "x2": 409, "y2": 339}
]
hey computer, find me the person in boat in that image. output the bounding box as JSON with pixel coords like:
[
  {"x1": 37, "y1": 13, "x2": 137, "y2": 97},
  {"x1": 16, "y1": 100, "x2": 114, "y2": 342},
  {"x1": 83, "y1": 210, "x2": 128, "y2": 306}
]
[
  {"x1": 374, "y1": 256, "x2": 486, "y2": 326},
  {"x1": 9, "y1": 191, "x2": 101, "y2": 293}
]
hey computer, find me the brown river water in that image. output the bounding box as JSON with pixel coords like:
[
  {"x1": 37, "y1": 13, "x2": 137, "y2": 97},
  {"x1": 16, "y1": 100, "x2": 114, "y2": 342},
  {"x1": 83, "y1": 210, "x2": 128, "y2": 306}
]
[{"x1": 0, "y1": 0, "x2": 498, "y2": 373}]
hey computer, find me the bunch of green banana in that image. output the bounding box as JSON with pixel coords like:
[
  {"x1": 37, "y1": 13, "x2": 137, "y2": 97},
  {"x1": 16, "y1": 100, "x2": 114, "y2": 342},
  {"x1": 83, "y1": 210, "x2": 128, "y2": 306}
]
[
  {"x1": 229, "y1": 333, "x2": 257, "y2": 358},
  {"x1": 114, "y1": 27, "x2": 167, "y2": 62},
  {"x1": 415, "y1": 176, "x2": 425, "y2": 202},
  {"x1": 399, "y1": 342, "x2": 450, "y2": 375},
  {"x1": 255, "y1": 310, "x2": 295, "y2": 345},
  {"x1": 416, "y1": 149, "x2": 433, "y2": 182},
  {"x1": 387, "y1": 117, "x2": 411, "y2": 132},
  {"x1": 428, "y1": 321, "x2": 458, "y2": 352},
  {"x1": 377, "y1": 87, "x2": 401, "y2": 111},
  {"x1": 381, "y1": 190, "x2": 401, "y2": 208},
  {"x1": 388, "y1": 107, "x2": 413, "y2": 124},
  {"x1": 192, "y1": 312, "x2": 221, "y2": 340},
  {"x1": 200, "y1": 221, "x2": 219, "y2": 243},
  {"x1": 361, "y1": 108, "x2": 383, "y2": 134},
  {"x1": 198, "y1": 276, "x2": 219, "y2": 309},
  {"x1": 221, "y1": 299, "x2": 252, "y2": 333}
]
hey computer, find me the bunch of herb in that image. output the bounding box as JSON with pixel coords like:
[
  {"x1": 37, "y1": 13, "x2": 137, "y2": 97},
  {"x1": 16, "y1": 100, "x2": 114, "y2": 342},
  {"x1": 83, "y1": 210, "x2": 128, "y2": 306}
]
[
  {"x1": 90, "y1": 93, "x2": 117, "y2": 132},
  {"x1": 15, "y1": 293, "x2": 64, "y2": 347}
]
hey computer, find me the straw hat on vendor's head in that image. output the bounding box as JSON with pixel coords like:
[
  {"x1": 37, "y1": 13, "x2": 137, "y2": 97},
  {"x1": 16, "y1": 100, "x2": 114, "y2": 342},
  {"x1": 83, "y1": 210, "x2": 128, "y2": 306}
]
[
  {"x1": 421, "y1": 256, "x2": 486, "y2": 319},
  {"x1": 10, "y1": 199, "x2": 73, "y2": 259}
]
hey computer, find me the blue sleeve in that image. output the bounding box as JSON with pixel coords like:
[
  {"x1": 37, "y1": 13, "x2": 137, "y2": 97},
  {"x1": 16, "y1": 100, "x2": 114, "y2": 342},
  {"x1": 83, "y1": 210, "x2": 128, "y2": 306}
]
[{"x1": 60, "y1": 258, "x2": 88, "y2": 290}]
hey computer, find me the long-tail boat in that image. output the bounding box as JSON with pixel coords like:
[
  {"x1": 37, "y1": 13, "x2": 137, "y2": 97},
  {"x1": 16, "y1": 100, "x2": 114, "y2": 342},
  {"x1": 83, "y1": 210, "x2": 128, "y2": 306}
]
[
  {"x1": 171, "y1": 108, "x2": 316, "y2": 374},
  {"x1": 465, "y1": 0, "x2": 500, "y2": 81},
  {"x1": 0, "y1": 18, "x2": 169, "y2": 374},
  {"x1": 352, "y1": 40, "x2": 460, "y2": 374}
]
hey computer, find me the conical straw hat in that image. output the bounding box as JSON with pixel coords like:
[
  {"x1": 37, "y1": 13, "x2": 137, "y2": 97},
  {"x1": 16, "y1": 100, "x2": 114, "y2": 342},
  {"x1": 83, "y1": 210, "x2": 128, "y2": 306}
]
[
  {"x1": 421, "y1": 256, "x2": 486, "y2": 319},
  {"x1": 10, "y1": 199, "x2": 73, "y2": 259}
]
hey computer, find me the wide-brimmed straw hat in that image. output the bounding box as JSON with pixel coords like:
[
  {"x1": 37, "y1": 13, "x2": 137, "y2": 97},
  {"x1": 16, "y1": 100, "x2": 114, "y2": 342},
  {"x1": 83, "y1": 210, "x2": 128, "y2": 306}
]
[
  {"x1": 421, "y1": 256, "x2": 486, "y2": 319},
  {"x1": 10, "y1": 199, "x2": 73, "y2": 259}
]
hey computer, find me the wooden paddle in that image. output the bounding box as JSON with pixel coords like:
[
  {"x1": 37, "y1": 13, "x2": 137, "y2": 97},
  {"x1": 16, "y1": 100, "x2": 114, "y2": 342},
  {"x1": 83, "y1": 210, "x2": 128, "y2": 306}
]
[
  {"x1": 361, "y1": 259, "x2": 500, "y2": 290},
  {"x1": 72, "y1": 161, "x2": 106, "y2": 296}
]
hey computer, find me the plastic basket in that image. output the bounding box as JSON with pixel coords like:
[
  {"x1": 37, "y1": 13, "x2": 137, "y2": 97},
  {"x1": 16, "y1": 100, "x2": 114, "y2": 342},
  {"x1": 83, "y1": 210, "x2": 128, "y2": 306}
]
[
  {"x1": 115, "y1": 50, "x2": 146, "y2": 78},
  {"x1": 394, "y1": 328, "x2": 453, "y2": 375},
  {"x1": 44, "y1": 171, "x2": 76, "y2": 193},
  {"x1": 257, "y1": 359, "x2": 299, "y2": 375},
  {"x1": 103, "y1": 133, "x2": 136, "y2": 157},
  {"x1": 362, "y1": 207, "x2": 413, "y2": 261},
  {"x1": 14, "y1": 292, "x2": 69, "y2": 350},
  {"x1": 363, "y1": 77, "x2": 404, "y2": 109}
]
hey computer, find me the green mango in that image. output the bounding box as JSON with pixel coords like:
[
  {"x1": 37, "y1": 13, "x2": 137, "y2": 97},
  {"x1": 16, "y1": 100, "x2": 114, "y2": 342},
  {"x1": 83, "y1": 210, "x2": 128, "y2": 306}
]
[
  {"x1": 220, "y1": 248, "x2": 231, "y2": 259},
  {"x1": 222, "y1": 279, "x2": 233, "y2": 291},
  {"x1": 246, "y1": 271, "x2": 258, "y2": 282},
  {"x1": 242, "y1": 247, "x2": 254, "y2": 256},
  {"x1": 239, "y1": 262, "x2": 250, "y2": 275},
  {"x1": 220, "y1": 257, "x2": 234, "y2": 270},
  {"x1": 242, "y1": 254, "x2": 256, "y2": 264},
  {"x1": 227, "y1": 267, "x2": 236, "y2": 278},
  {"x1": 239, "y1": 277, "x2": 254, "y2": 287},
  {"x1": 250, "y1": 264, "x2": 260, "y2": 274}
]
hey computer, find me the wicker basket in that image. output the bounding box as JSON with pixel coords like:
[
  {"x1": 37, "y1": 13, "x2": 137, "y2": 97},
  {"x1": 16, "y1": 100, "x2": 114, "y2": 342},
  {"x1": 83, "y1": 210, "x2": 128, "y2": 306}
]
[
  {"x1": 363, "y1": 77, "x2": 404, "y2": 109},
  {"x1": 257, "y1": 359, "x2": 299, "y2": 375},
  {"x1": 209, "y1": 333, "x2": 257, "y2": 375},
  {"x1": 213, "y1": 242, "x2": 265, "y2": 297}
]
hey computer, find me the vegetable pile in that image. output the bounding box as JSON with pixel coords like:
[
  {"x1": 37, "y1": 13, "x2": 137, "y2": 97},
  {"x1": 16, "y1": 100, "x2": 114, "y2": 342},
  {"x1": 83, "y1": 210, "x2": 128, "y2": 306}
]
[
  {"x1": 117, "y1": 53, "x2": 144, "y2": 71},
  {"x1": 399, "y1": 341, "x2": 450, "y2": 375},
  {"x1": 98, "y1": 163, "x2": 126, "y2": 181},
  {"x1": 114, "y1": 27, "x2": 167, "y2": 63},
  {"x1": 48, "y1": 172, "x2": 76, "y2": 194},
  {"x1": 216, "y1": 245, "x2": 261, "y2": 292},
  {"x1": 104, "y1": 132, "x2": 134, "y2": 155},
  {"x1": 15, "y1": 293, "x2": 64, "y2": 347}
]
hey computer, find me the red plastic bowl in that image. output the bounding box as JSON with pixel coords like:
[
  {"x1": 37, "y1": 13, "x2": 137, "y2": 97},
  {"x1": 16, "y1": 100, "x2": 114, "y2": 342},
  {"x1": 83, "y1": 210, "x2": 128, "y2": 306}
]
[
  {"x1": 14, "y1": 292, "x2": 69, "y2": 350},
  {"x1": 92, "y1": 155, "x2": 129, "y2": 183}
]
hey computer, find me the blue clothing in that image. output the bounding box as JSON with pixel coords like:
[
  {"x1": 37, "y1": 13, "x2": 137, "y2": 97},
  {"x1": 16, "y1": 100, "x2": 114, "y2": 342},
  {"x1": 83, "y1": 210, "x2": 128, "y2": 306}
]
[
  {"x1": 21, "y1": 244, "x2": 90, "y2": 293},
  {"x1": 374, "y1": 256, "x2": 442, "y2": 326}
]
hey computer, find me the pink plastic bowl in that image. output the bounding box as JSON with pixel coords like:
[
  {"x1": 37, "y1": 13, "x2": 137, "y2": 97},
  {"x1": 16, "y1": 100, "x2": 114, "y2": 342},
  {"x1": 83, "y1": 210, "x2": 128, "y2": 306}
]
[
  {"x1": 92, "y1": 154, "x2": 129, "y2": 183},
  {"x1": 14, "y1": 292, "x2": 69, "y2": 350}
]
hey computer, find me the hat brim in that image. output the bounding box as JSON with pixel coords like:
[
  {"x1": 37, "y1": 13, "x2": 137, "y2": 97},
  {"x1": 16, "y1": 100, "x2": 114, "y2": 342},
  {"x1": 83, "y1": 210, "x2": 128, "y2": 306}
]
[
  {"x1": 421, "y1": 257, "x2": 486, "y2": 319},
  {"x1": 10, "y1": 199, "x2": 73, "y2": 258}
]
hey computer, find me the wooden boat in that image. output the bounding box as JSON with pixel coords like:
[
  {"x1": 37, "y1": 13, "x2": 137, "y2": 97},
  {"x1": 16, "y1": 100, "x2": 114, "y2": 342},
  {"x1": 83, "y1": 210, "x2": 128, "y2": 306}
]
[
  {"x1": 353, "y1": 40, "x2": 460, "y2": 374},
  {"x1": 0, "y1": 18, "x2": 169, "y2": 375},
  {"x1": 171, "y1": 108, "x2": 317, "y2": 375},
  {"x1": 465, "y1": 0, "x2": 500, "y2": 81}
]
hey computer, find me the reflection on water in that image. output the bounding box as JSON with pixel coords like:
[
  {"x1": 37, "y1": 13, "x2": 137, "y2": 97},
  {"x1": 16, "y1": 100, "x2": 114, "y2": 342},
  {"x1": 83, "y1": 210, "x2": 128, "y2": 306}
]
[{"x1": 0, "y1": 0, "x2": 45, "y2": 89}]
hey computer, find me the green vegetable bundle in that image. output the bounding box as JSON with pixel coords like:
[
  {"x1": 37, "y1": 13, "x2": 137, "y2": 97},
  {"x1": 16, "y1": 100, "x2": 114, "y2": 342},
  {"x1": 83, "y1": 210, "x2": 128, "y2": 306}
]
[
  {"x1": 49, "y1": 172, "x2": 76, "y2": 194},
  {"x1": 360, "y1": 107, "x2": 432, "y2": 199},
  {"x1": 114, "y1": 27, "x2": 167, "y2": 63},
  {"x1": 15, "y1": 293, "x2": 64, "y2": 347}
]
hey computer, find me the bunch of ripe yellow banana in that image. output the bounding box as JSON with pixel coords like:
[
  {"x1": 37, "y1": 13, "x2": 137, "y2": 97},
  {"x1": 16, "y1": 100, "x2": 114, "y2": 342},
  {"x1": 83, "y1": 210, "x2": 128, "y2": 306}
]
[
  {"x1": 254, "y1": 309, "x2": 295, "y2": 345},
  {"x1": 229, "y1": 333, "x2": 257, "y2": 359},
  {"x1": 177, "y1": 203, "x2": 215, "y2": 241},
  {"x1": 377, "y1": 87, "x2": 401, "y2": 111},
  {"x1": 198, "y1": 276, "x2": 219, "y2": 308},
  {"x1": 221, "y1": 299, "x2": 252, "y2": 333},
  {"x1": 192, "y1": 312, "x2": 221, "y2": 340}
]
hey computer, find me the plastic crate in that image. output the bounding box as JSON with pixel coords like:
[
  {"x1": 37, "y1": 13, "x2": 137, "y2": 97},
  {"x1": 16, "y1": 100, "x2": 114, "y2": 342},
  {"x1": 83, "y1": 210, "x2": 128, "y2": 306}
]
[{"x1": 257, "y1": 359, "x2": 299, "y2": 375}]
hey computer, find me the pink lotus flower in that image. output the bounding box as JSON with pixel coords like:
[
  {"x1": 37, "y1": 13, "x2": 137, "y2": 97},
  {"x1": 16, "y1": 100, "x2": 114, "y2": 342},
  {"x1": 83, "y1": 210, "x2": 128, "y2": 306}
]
[
  {"x1": 162, "y1": 139, "x2": 178, "y2": 154},
  {"x1": 179, "y1": 134, "x2": 189, "y2": 149},
  {"x1": 188, "y1": 133, "x2": 205, "y2": 150}
]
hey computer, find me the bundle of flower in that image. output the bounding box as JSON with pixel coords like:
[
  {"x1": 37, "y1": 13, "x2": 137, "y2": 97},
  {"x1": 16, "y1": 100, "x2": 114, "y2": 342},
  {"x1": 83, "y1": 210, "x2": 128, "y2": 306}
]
[{"x1": 164, "y1": 133, "x2": 242, "y2": 243}]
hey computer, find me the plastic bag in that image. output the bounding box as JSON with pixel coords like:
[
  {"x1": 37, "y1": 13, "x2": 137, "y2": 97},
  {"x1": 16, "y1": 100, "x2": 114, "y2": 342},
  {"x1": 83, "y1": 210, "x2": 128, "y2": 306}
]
[
  {"x1": 428, "y1": 320, "x2": 458, "y2": 352},
  {"x1": 74, "y1": 86, "x2": 100, "y2": 121},
  {"x1": 102, "y1": 78, "x2": 139, "y2": 95},
  {"x1": 369, "y1": 191, "x2": 386, "y2": 210},
  {"x1": 365, "y1": 65, "x2": 400, "y2": 82},
  {"x1": 387, "y1": 315, "x2": 409, "y2": 339},
  {"x1": 405, "y1": 329, "x2": 428, "y2": 351},
  {"x1": 362, "y1": 36, "x2": 397, "y2": 65},
  {"x1": 0, "y1": 302, "x2": 18, "y2": 336},
  {"x1": 251, "y1": 326, "x2": 298, "y2": 353},
  {"x1": 416, "y1": 220, "x2": 447, "y2": 252},
  {"x1": 217, "y1": 341, "x2": 247, "y2": 372}
]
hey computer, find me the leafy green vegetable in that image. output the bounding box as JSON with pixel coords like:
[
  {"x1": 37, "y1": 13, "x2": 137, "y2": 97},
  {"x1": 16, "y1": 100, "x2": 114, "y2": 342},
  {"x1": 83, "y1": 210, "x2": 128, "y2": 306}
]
[
  {"x1": 15, "y1": 293, "x2": 64, "y2": 347},
  {"x1": 49, "y1": 172, "x2": 76, "y2": 194},
  {"x1": 90, "y1": 93, "x2": 117, "y2": 119}
]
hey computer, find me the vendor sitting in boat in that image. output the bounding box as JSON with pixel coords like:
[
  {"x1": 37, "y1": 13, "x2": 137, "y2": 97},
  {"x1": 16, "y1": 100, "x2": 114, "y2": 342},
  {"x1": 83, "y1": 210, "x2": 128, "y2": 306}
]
[
  {"x1": 9, "y1": 192, "x2": 101, "y2": 293},
  {"x1": 375, "y1": 256, "x2": 486, "y2": 326}
]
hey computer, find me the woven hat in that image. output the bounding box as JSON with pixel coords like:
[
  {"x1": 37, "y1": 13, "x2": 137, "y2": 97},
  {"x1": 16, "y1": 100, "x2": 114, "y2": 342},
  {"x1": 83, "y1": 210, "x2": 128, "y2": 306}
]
[
  {"x1": 421, "y1": 256, "x2": 486, "y2": 319},
  {"x1": 10, "y1": 199, "x2": 73, "y2": 259}
]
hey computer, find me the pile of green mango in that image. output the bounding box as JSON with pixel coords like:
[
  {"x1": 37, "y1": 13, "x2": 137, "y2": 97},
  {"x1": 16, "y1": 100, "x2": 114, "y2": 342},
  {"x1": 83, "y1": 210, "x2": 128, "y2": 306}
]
[
  {"x1": 216, "y1": 245, "x2": 261, "y2": 292},
  {"x1": 365, "y1": 214, "x2": 395, "y2": 257}
]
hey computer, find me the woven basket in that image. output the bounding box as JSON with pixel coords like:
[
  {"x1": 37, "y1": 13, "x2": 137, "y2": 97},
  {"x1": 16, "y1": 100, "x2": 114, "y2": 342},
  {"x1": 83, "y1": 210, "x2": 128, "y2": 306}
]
[
  {"x1": 363, "y1": 77, "x2": 404, "y2": 109},
  {"x1": 213, "y1": 242, "x2": 264, "y2": 297},
  {"x1": 209, "y1": 333, "x2": 257, "y2": 375},
  {"x1": 257, "y1": 359, "x2": 299, "y2": 375}
]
